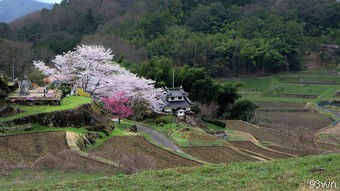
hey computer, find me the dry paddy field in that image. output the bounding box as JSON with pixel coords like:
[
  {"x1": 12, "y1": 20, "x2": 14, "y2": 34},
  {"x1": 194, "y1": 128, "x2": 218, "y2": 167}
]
[
  {"x1": 230, "y1": 141, "x2": 293, "y2": 159},
  {"x1": 225, "y1": 120, "x2": 294, "y2": 146},
  {"x1": 267, "y1": 145, "x2": 307, "y2": 156},
  {"x1": 90, "y1": 136, "x2": 199, "y2": 173},
  {"x1": 182, "y1": 146, "x2": 257, "y2": 163},
  {"x1": 0, "y1": 132, "x2": 115, "y2": 172},
  {"x1": 256, "y1": 102, "x2": 306, "y2": 110},
  {"x1": 256, "y1": 111, "x2": 332, "y2": 132}
]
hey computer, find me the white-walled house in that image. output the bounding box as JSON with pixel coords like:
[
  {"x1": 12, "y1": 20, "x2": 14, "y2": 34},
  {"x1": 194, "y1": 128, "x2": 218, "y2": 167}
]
[{"x1": 162, "y1": 86, "x2": 194, "y2": 116}]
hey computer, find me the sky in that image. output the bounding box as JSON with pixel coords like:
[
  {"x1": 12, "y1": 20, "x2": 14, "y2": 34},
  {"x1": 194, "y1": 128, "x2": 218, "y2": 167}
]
[{"x1": 36, "y1": 0, "x2": 62, "y2": 3}]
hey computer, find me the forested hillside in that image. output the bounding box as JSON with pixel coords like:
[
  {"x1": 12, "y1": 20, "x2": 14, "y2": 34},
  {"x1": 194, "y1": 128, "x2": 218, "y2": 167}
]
[
  {"x1": 0, "y1": 0, "x2": 339, "y2": 79},
  {"x1": 0, "y1": 0, "x2": 52, "y2": 23}
]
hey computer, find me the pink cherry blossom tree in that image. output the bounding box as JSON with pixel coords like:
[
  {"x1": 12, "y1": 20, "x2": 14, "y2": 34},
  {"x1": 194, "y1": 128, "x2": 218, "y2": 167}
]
[
  {"x1": 33, "y1": 45, "x2": 166, "y2": 111},
  {"x1": 102, "y1": 91, "x2": 134, "y2": 123}
]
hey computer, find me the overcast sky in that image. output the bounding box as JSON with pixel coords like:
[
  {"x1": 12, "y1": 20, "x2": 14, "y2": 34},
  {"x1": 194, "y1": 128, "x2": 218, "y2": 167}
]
[{"x1": 36, "y1": 0, "x2": 62, "y2": 3}]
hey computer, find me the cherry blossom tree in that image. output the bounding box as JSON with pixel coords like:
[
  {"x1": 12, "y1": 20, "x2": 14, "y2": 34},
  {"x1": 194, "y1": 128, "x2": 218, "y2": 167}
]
[
  {"x1": 33, "y1": 45, "x2": 165, "y2": 111},
  {"x1": 102, "y1": 91, "x2": 134, "y2": 123}
]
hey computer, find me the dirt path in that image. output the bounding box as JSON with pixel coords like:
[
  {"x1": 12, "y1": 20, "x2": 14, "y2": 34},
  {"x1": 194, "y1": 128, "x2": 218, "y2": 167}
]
[{"x1": 136, "y1": 125, "x2": 184, "y2": 154}]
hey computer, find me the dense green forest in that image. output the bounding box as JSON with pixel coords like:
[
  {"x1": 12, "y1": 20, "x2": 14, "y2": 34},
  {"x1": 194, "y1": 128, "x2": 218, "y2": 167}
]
[
  {"x1": 0, "y1": 0, "x2": 339, "y2": 118},
  {"x1": 0, "y1": 0, "x2": 339, "y2": 78}
]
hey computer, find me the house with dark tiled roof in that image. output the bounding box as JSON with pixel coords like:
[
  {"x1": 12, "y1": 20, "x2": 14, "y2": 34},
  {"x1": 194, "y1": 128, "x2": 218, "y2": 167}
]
[{"x1": 162, "y1": 86, "x2": 194, "y2": 116}]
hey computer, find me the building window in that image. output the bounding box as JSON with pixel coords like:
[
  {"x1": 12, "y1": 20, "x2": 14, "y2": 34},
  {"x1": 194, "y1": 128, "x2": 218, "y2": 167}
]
[
  {"x1": 171, "y1": 97, "x2": 175, "y2": 100},
  {"x1": 178, "y1": 96, "x2": 182, "y2": 100}
]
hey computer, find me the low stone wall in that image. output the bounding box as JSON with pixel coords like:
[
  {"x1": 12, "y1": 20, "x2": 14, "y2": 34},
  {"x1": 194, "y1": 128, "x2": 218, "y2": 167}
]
[
  {"x1": 279, "y1": 94, "x2": 318, "y2": 99},
  {"x1": 3, "y1": 104, "x2": 96, "y2": 127},
  {"x1": 7, "y1": 99, "x2": 61, "y2": 106},
  {"x1": 0, "y1": 106, "x2": 19, "y2": 117}
]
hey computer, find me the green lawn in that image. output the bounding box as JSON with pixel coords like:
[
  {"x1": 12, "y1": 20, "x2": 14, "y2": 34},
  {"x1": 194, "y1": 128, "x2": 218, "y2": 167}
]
[
  {"x1": 9, "y1": 153, "x2": 339, "y2": 191},
  {"x1": 0, "y1": 96, "x2": 93, "y2": 122}
]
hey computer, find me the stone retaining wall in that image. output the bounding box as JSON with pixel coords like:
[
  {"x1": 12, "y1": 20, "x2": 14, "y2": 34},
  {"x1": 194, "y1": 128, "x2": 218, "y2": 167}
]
[{"x1": 2, "y1": 104, "x2": 97, "y2": 127}]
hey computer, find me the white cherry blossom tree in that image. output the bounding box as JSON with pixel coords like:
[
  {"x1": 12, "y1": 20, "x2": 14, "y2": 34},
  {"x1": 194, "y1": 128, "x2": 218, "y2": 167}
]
[{"x1": 33, "y1": 45, "x2": 165, "y2": 111}]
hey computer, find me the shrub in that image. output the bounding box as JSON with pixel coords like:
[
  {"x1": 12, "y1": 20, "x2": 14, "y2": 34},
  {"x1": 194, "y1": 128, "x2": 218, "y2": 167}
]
[
  {"x1": 206, "y1": 120, "x2": 226, "y2": 128},
  {"x1": 155, "y1": 115, "x2": 174, "y2": 124},
  {"x1": 58, "y1": 82, "x2": 72, "y2": 96},
  {"x1": 129, "y1": 98, "x2": 152, "y2": 121},
  {"x1": 76, "y1": 88, "x2": 90, "y2": 97},
  {"x1": 229, "y1": 100, "x2": 258, "y2": 122}
]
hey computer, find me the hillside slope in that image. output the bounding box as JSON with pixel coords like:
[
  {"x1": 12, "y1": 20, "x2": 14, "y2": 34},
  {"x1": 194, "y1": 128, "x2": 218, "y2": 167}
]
[
  {"x1": 0, "y1": 0, "x2": 52, "y2": 22},
  {"x1": 1, "y1": 0, "x2": 339, "y2": 79},
  {"x1": 22, "y1": 153, "x2": 340, "y2": 191}
]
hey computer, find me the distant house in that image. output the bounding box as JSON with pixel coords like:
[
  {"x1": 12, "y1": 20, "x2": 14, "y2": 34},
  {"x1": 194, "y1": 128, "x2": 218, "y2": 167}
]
[
  {"x1": 321, "y1": 44, "x2": 339, "y2": 51},
  {"x1": 162, "y1": 86, "x2": 194, "y2": 116}
]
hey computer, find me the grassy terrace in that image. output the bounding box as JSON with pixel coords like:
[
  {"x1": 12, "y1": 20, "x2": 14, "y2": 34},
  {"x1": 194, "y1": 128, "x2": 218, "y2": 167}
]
[
  {"x1": 226, "y1": 72, "x2": 340, "y2": 104},
  {"x1": 6, "y1": 153, "x2": 339, "y2": 191},
  {"x1": 140, "y1": 117, "x2": 253, "y2": 147},
  {"x1": 0, "y1": 96, "x2": 93, "y2": 122}
]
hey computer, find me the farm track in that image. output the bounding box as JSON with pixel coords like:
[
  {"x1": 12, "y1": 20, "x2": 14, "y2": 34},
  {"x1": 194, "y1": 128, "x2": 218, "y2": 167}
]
[{"x1": 136, "y1": 125, "x2": 184, "y2": 153}]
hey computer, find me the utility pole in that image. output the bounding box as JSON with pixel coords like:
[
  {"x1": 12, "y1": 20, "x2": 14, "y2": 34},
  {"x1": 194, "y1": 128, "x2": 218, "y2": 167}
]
[
  {"x1": 12, "y1": 57, "x2": 15, "y2": 82},
  {"x1": 285, "y1": 110, "x2": 288, "y2": 134},
  {"x1": 172, "y1": 69, "x2": 175, "y2": 88}
]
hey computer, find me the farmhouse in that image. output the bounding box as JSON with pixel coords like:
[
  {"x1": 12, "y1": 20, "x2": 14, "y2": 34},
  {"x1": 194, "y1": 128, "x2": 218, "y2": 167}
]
[{"x1": 162, "y1": 86, "x2": 194, "y2": 116}]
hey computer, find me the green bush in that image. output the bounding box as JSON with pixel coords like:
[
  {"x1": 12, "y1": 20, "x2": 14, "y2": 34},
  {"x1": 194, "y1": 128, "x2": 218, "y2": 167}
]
[
  {"x1": 155, "y1": 115, "x2": 174, "y2": 124},
  {"x1": 229, "y1": 100, "x2": 258, "y2": 122},
  {"x1": 206, "y1": 120, "x2": 226, "y2": 128}
]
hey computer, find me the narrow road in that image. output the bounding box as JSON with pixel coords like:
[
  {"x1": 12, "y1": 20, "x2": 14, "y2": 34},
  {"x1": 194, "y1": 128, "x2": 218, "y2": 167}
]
[
  {"x1": 317, "y1": 101, "x2": 340, "y2": 126},
  {"x1": 136, "y1": 125, "x2": 184, "y2": 154}
]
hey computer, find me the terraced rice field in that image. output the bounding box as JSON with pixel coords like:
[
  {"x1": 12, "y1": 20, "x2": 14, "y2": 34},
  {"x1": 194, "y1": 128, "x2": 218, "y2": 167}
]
[
  {"x1": 90, "y1": 136, "x2": 200, "y2": 173},
  {"x1": 267, "y1": 146, "x2": 307, "y2": 156},
  {"x1": 0, "y1": 132, "x2": 115, "y2": 172},
  {"x1": 225, "y1": 120, "x2": 294, "y2": 146},
  {"x1": 0, "y1": 132, "x2": 68, "y2": 166},
  {"x1": 182, "y1": 146, "x2": 257, "y2": 163},
  {"x1": 230, "y1": 141, "x2": 293, "y2": 159},
  {"x1": 256, "y1": 102, "x2": 306, "y2": 110},
  {"x1": 256, "y1": 111, "x2": 332, "y2": 132}
]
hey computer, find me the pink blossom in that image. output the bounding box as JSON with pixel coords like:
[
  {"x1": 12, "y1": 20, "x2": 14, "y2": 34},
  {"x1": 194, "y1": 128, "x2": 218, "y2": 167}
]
[{"x1": 102, "y1": 91, "x2": 134, "y2": 119}]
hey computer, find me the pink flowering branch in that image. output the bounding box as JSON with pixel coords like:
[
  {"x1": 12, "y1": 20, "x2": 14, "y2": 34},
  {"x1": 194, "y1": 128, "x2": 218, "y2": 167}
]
[{"x1": 102, "y1": 91, "x2": 134, "y2": 123}]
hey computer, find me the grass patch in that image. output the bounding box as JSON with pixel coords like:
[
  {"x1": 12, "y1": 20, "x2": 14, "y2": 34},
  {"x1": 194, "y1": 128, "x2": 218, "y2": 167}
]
[
  {"x1": 0, "y1": 124, "x2": 88, "y2": 136},
  {"x1": 141, "y1": 118, "x2": 225, "y2": 147},
  {"x1": 207, "y1": 123, "x2": 252, "y2": 142},
  {"x1": 88, "y1": 120, "x2": 136, "y2": 150},
  {"x1": 0, "y1": 96, "x2": 93, "y2": 122},
  {"x1": 0, "y1": 169, "x2": 108, "y2": 191},
  {"x1": 19, "y1": 153, "x2": 340, "y2": 191},
  {"x1": 228, "y1": 72, "x2": 340, "y2": 104}
]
